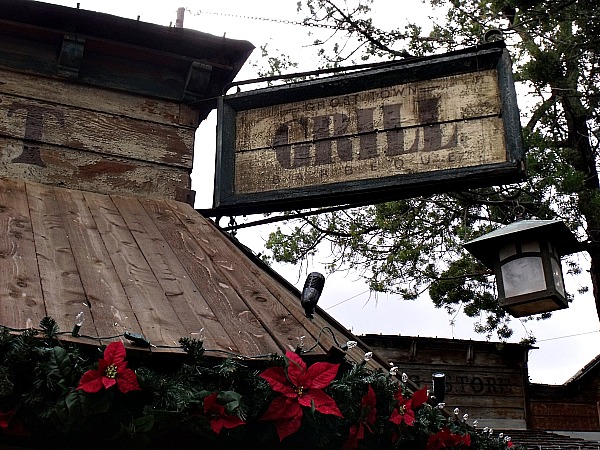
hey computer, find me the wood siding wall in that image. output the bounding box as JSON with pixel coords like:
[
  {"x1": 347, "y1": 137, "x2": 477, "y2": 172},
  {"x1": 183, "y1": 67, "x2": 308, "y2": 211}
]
[
  {"x1": 362, "y1": 335, "x2": 529, "y2": 424},
  {"x1": 529, "y1": 377, "x2": 600, "y2": 431},
  {"x1": 0, "y1": 68, "x2": 198, "y2": 202}
]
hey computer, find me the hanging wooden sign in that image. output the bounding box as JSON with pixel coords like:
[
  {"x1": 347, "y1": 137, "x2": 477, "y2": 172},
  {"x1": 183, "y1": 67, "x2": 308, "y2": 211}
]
[{"x1": 213, "y1": 41, "x2": 525, "y2": 215}]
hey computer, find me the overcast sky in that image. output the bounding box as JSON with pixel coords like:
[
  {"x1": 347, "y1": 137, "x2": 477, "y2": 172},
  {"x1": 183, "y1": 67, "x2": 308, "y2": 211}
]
[{"x1": 40, "y1": 0, "x2": 600, "y2": 385}]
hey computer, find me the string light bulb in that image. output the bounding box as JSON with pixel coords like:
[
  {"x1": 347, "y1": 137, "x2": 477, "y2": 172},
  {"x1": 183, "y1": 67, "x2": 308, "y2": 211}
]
[
  {"x1": 341, "y1": 340, "x2": 357, "y2": 351},
  {"x1": 295, "y1": 335, "x2": 306, "y2": 354},
  {"x1": 72, "y1": 311, "x2": 85, "y2": 336},
  {"x1": 191, "y1": 327, "x2": 205, "y2": 342}
]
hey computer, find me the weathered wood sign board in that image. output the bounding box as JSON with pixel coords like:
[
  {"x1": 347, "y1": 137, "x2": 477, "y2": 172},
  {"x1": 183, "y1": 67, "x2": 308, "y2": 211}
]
[
  {"x1": 213, "y1": 41, "x2": 525, "y2": 215},
  {"x1": 0, "y1": 68, "x2": 197, "y2": 204}
]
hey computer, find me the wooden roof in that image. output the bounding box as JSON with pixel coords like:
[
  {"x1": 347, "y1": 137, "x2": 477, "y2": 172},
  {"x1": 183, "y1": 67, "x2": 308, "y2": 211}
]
[
  {"x1": 499, "y1": 429, "x2": 600, "y2": 449},
  {"x1": 0, "y1": 177, "x2": 375, "y2": 362}
]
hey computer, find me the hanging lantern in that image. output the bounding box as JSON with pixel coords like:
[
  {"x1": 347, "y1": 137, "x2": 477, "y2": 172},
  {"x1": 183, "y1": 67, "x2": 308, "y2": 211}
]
[{"x1": 463, "y1": 220, "x2": 583, "y2": 318}]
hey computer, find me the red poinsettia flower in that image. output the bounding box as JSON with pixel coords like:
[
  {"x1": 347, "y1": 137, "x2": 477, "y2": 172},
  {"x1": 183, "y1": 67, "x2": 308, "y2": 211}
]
[
  {"x1": 343, "y1": 385, "x2": 377, "y2": 450},
  {"x1": 203, "y1": 393, "x2": 245, "y2": 434},
  {"x1": 0, "y1": 410, "x2": 15, "y2": 430},
  {"x1": 0, "y1": 410, "x2": 28, "y2": 437},
  {"x1": 426, "y1": 427, "x2": 471, "y2": 450},
  {"x1": 260, "y1": 351, "x2": 343, "y2": 441},
  {"x1": 389, "y1": 385, "x2": 428, "y2": 426},
  {"x1": 77, "y1": 341, "x2": 141, "y2": 394}
]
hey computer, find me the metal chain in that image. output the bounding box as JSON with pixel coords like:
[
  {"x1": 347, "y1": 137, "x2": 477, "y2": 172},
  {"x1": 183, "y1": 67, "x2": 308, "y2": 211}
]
[
  {"x1": 227, "y1": 216, "x2": 238, "y2": 238},
  {"x1": 187, "y1": 8, "x2": 342, "y2": 30}
]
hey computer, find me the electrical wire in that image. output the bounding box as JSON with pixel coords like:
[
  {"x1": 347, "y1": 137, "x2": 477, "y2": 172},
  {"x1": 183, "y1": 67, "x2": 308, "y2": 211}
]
[
  {"x1": 300, "y1": 326, "x2": 343, "y2": 354},
  {"x1": 324, "y1": 290, "x2": 370, "y2": 310},
  {"x1": 536, "y1": 329, "x2": 600, "y2": 342},
  {"x1": 0, "y1": 323, "x2": 353, "y2": 361},
  {"x1": 188, "y1": 8, "x2": 342, "y2": 30}
]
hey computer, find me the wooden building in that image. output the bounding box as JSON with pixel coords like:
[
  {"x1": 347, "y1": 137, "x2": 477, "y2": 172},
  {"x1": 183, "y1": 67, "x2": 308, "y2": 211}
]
[
  {"x1": 362, "y1": 334, "x2": 600, "y2": 444},
  {"x1": 0, "y1": 0, "x2": 380, "y2": 366},
  {"x1": 528, "y1": 354, "x2": 600, "y2": 441},
  {"x1": 361, "y1": 334, "x2": 532, "y2": 430},
  {"x1": 2, "y1": 3, "x2": 599, "y2": 448}
]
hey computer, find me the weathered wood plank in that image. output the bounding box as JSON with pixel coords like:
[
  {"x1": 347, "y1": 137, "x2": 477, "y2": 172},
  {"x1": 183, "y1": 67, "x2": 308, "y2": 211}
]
[
  {"x1": 529, "y1": 402, "x2": 600, "y2": 430},
  {"x1": 109, "y1": 195, "x2": 238, "y2": 353},
  {"x1": 53, "y1": 187, "x2": 139, "y2": 343},
  {"x1": 401, "y1": 367, "x2": 525, "y2": 396},
  {"x1": 234, "y1": 116, "x2": 506, "y2": 194},
  {"x1": 529, "y1": 415, "x2": 600, "y2": 431},
  {"x1": 0, "y1": 138, "x2": 191, "y2": 200},
  {"x1": 140, "y1": 198, "x2": 282, "y2": 357},
  {"x1": 442, "y1": 395, "x2": 525, "y2": 410},
  {"x1": 163, "y1": 200, "x2": 323, "y2": 355},
  {"x1": 0, "y1": 93, "x2": 194, "y2": 168},
  {"x1": 167, "y1": 203, "x2": 378, "y2": 363},
  {"x1": 0, "y1": 68, "x2": 198, "y2": 127},
  {"x1": 372, "y1": 350, "x2": 527, "y2": 370},
  {"x1": 0, "y1": 178, "x2": 46, "y2": 329},
  {"x1": 26, "y1": 181, "x2": 96, "y2": 334},
  {"x1": 83, "y1": 192, "x2": 188, "y2": 350},
  {"x1": 452, "y1": 406, "x2": 525, "y2": 420},
  {"x1": 235, "y1": 70, "x2": 501, "y2": 150},
  {"x1": 207, "y1": 232, "x2": 377, "y2": 364},
  {"x1": 208, "y1": 230, "x2": 372, "y2": 362}
]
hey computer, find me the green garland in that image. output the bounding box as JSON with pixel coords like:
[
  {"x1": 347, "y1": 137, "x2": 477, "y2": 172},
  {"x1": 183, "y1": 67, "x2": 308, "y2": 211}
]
[{"x1": 0, "y1": 318, "x2": 520, "y2": 450}]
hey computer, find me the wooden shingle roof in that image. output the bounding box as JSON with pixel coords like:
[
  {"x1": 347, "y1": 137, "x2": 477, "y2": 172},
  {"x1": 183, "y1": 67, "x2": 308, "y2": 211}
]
[
  {"x1": 0, "y1": 177, "x2": 373, "y2": 362},
  {"x1": 499, "y1": 429, "x2": 600, "y2": 449}
]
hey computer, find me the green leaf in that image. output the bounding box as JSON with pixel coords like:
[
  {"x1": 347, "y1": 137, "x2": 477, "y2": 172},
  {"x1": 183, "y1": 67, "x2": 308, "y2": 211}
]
[
  {"x1": 57, "y1": 389, "x2": 112, "y2": 426},
  {"x1": 218, "y1": 390, "x2": 241, "y2": 414},
  {"x1": 46, "y1": 347, "x2": 73, "y2": 391},
  {"x1": 131, "y1": 414, "x2": 155, "y2": 434}
]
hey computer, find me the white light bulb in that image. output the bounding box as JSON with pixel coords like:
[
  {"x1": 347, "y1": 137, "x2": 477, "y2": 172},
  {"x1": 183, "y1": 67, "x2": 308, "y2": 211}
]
[
  {"x1": 75, "y1": 311, "x2": 85, "y2": 327},
  {"x1": 72, "y1": 311, "x2": 85, "y2": 336},
  {"x1": 345, "y1": 340, "x2": 357, "y2": 350}
]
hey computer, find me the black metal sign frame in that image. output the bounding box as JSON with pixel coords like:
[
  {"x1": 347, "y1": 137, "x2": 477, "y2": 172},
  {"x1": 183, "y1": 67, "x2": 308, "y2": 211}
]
[{"x1": 212, "y1": 41, "x2": 524, "y2": 216}]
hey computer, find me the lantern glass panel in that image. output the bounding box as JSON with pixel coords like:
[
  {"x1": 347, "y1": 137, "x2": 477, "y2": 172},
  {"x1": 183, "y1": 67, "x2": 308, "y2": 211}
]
[
  {"x1": 501, "y1": 256, "x2": 546, "y2": 297},
  {"x1": 521, "y1": 240, "x2": 540, "y2": 253},
  {"x1": 499, "y1": 243, "x2": 517, "y2": 261},
  {"x1": 551, "y1": 257, "x2": 565, "y2": 297}
]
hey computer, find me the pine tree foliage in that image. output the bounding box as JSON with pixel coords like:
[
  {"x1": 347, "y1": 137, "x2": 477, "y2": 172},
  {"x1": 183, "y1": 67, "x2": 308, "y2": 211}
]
[{"x1": 264, "y1": 0, "x2": 600, "y2": 340}]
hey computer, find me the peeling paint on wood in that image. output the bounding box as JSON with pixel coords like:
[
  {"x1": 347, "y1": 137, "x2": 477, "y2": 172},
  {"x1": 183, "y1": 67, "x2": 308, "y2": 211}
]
[
  {"x1": 234, "y1": 71, "x2": 504, "y2": 194},
  {"x1": 0, "y1": 139, "x2": 191, "y2": 200},
  {"x1": 0, "y1": 67, "x2": 198, "y2": 202},
  {"x1": 0, "y1": 93, "x2": 194, "y2": 168},
  {"x1": 0, "y1": 68, "x2": 189, "y2": 125}
]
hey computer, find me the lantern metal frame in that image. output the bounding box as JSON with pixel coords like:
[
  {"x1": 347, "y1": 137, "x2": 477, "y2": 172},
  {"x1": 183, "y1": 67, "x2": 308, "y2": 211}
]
[{"x1": 464, "y1": 220, "x2": 583, "y2": 318}]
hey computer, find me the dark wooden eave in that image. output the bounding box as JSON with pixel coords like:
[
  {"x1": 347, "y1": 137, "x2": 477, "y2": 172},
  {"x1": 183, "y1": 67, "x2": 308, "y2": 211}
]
[
  {"x1": 0, "y1": 0, "x2": 255, "y2": 119},
  {"x1": 0, "y1": 177, "x2": 380, "y2": 365}
]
